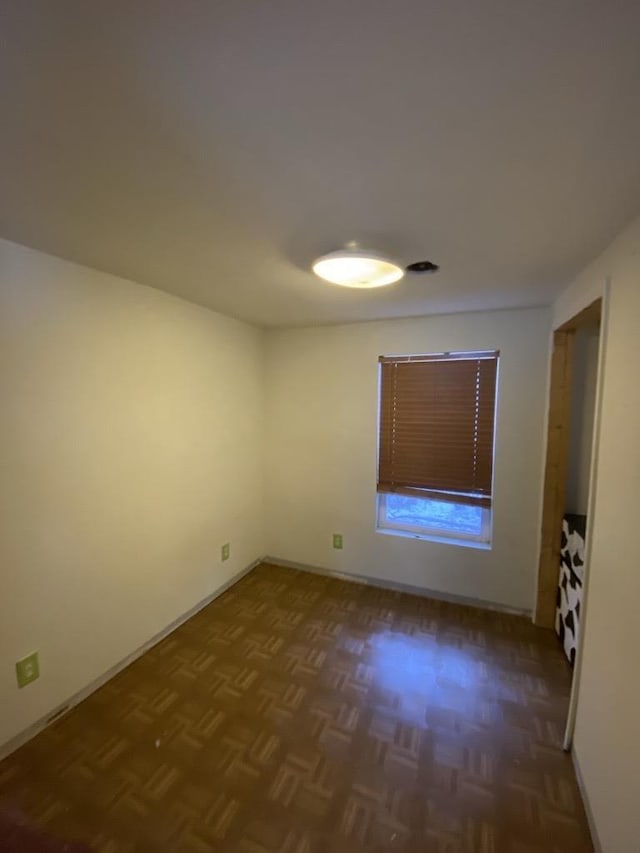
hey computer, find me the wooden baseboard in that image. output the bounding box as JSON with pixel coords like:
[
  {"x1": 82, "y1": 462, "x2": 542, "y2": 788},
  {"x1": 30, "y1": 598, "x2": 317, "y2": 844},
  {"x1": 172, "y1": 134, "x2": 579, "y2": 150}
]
[
  {"x1": 0, "y1": 557, "x2": 263, "y2": 762},
  {"x1": 265, "y1": 556, "x2": 531, "y2": 617}
]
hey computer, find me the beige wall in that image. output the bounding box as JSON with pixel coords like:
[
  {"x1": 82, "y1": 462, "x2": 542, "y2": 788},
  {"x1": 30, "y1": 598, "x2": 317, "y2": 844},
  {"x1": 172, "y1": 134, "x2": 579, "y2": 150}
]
[
  {"x1": 0, "y1": 239, "x2": 264, "y2": 747},
  {"x1": 553, "y1": 216, "x2": 640, "y2": 853},
  {"x1": 264, "y1": 307, "x2": 550, "y2": 612}
]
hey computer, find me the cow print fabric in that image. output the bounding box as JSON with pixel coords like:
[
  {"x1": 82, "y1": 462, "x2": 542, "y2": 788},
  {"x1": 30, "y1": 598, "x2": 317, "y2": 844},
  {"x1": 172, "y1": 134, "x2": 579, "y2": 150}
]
[{"x1": 555, "y1": 513, "x2": 586, "y2": 666}]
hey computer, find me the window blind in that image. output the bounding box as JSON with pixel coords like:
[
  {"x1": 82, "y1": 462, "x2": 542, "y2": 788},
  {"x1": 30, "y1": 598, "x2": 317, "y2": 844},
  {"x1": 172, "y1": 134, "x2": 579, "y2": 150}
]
[{"x1": 377, "y1": 351, "x2": 499, "y2": 508}]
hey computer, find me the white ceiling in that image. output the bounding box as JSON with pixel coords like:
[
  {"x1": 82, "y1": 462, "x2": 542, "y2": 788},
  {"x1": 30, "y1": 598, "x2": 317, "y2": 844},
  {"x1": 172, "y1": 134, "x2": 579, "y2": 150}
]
[{"x1": 2, "y1": 1, "x2": 640, "y2": 327}]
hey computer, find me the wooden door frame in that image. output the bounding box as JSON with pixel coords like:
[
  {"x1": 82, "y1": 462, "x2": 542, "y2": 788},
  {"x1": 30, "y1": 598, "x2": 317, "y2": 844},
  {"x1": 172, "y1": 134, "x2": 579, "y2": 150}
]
[{"x1": 534, "y1": 298, "x2": 602, "y2": 627}]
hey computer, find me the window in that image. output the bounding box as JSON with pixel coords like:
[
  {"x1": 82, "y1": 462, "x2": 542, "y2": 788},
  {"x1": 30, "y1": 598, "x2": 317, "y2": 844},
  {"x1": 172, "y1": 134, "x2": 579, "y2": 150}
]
[{"x1": 376, "y1": 350, "x2": 499, "y2": 547}]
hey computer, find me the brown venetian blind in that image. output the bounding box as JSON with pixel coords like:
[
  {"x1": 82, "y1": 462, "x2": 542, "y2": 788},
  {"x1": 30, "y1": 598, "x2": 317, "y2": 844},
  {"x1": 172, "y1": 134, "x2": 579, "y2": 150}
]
[{"x1": 377, "y1": 351, "x2": 499, "y2": 508}]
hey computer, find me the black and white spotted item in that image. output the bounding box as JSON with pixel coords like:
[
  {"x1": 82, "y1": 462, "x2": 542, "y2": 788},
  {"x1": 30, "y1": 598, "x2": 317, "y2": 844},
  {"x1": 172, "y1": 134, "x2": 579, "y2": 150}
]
[{"x1": 555, "y1": 513, "x2": 586, "y2": 666}]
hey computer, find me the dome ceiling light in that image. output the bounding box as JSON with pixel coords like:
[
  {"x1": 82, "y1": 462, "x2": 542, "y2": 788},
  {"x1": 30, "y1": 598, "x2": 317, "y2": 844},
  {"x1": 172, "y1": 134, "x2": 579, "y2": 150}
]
[
  {"x1": 312, "y1": 248, "x2": 404, "y2": 289},
  {"x1": 312, "y1": 244, "x2": 439, "y2": 289}
]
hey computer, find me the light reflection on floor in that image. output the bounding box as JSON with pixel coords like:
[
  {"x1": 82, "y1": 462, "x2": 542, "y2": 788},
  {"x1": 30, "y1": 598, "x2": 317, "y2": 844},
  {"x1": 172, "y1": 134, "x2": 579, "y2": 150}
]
[{"x1": 368, "y1": 630, "x2": 485, "y2": 722}]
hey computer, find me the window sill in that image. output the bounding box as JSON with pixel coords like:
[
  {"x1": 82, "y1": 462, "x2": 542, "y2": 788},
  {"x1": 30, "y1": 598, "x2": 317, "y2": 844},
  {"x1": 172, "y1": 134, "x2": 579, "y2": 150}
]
[{"x1": 375, "y1": 526, "x2": 492, "y2": 551}]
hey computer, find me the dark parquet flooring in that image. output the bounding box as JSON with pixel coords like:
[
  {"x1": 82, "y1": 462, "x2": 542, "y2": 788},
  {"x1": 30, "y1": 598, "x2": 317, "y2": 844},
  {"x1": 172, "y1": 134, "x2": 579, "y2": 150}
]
[{"x1": 0, "y1": 563, "x2": 593, "y2": 852}]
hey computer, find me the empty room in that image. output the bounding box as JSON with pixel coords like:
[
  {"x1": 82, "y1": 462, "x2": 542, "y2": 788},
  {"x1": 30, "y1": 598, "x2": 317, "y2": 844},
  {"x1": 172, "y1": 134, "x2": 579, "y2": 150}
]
[{"x1": 1, "y1": 2, "x2": 639, "y2": 852}]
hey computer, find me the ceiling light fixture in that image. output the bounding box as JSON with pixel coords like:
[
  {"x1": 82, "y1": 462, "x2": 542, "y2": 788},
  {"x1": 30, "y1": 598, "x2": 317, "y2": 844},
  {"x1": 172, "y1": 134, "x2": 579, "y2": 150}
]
[{"x1": 312, "y1": 247, "x2": 404, "y2": 288}]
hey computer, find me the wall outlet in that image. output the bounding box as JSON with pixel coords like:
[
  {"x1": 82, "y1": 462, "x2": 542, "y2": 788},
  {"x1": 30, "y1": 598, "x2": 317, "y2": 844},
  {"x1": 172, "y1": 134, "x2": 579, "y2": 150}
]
[
  {"x1": 221, "y1": 542, "x2": 230, "y2": 562},
  {"x1": 332, "y1": 533, "x2": 343, "y2": 550},
  {"x1": 16, "y1": 651, "x2": 39, "y2": 688}
]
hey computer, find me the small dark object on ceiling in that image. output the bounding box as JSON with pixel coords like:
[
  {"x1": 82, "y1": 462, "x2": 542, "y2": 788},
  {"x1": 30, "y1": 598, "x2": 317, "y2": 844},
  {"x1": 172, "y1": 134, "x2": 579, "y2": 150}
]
[{"x1": 406, "y1": 260, "x2": 439, "y2": 273}]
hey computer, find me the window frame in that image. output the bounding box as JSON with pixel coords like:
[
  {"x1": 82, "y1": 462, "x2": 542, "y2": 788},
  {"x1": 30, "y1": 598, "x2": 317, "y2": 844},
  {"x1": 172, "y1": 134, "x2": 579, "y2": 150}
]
[{"x1": 375, "y1": 350, "x2": 499, "y2": 548}]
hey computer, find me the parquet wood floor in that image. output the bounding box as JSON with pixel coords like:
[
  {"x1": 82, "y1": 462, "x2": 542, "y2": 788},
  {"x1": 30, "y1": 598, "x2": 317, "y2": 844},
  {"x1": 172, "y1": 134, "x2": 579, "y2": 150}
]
[{"x1": 0, "y1": 563, "x2": 593, "y2": 851}]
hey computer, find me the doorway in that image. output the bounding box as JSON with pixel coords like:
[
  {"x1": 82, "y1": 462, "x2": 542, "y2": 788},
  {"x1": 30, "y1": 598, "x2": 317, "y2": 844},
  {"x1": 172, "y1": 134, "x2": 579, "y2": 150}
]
[{"x1": 534, "y1": 298, "x2": 603, "y2": 745}]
